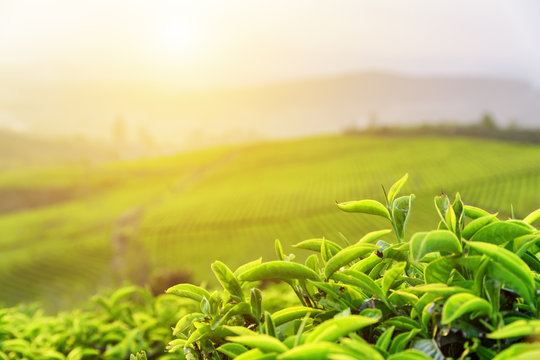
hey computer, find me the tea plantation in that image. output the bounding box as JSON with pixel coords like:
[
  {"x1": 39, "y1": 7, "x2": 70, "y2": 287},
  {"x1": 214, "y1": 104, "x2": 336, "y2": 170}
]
[
  {"x1": 1, "y1": 135, "x2": 540, "y2": 313},
  {"x1": 1, "y1": 171, "x2": 539, "y2": 359}
]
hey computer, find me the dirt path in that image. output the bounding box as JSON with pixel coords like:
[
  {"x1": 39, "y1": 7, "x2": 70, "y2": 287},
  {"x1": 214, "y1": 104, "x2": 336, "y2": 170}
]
[{"x1": 109, "y1": 148, "x2": 244, "y2": 283}]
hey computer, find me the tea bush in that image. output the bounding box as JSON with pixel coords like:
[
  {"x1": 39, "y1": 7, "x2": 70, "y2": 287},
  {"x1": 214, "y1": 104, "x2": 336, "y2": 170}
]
[
  {"x1": 1, "y1": 174, "x2": 539, "y2": 359},
  {"x1": 0, "y1": 286, "x2": 195, "y2": 359},
  {"x1": 5, "y1": 136, "x2": 540, "y2": 311},
  {"x1": 0, "y1": 281, "x2": 295, "y2": 359},
  {"x1": 165, "y1": 174, "x2": 540, "y2": 360}
]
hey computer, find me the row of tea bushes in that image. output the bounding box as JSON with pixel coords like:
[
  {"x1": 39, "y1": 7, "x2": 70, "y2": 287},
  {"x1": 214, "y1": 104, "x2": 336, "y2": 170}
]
[{"x1": 165, "y1": 175, "x2": 540, "y2": 360}]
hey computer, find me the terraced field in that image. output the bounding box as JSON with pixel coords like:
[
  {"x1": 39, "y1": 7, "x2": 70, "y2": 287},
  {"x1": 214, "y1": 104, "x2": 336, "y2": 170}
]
[{"x1": 1, "y1": 134, "x2": 540, "y2": 311}]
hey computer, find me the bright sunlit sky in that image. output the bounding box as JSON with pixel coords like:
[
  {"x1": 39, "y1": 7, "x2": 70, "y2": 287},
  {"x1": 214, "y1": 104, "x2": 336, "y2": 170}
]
[{"x1": 1, "y1": 0, "x2": 540, "y2": 89}]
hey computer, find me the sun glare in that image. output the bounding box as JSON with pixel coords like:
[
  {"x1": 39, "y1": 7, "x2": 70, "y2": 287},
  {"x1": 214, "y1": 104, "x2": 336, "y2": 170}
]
[{"x1": 152, "y1": 22, "x2": 200, "y2": 63}]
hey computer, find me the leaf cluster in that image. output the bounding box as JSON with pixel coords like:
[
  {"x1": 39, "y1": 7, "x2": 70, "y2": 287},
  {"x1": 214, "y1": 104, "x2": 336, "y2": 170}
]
[
  {"x1": 0, "y1": 286, "x2": 194, "y2": 360},
  {"x1": 166, "y1": 175, "x2": 540, "y2": 360}
]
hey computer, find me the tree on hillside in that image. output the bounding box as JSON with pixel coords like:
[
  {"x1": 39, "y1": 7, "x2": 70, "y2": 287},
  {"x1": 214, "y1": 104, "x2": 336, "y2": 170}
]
[{"x1": 480, "y1": 113, "x2": 497, "y2": 130}]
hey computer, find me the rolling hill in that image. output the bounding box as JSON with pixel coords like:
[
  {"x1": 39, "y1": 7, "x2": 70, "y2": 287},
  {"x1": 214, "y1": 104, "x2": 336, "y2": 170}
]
[
  {"x1": 1, "y1": 134, "x2": 540, "y2": 311},
  {"x1": 0, "y1": 129, "x2": 117, "y2": 170}
]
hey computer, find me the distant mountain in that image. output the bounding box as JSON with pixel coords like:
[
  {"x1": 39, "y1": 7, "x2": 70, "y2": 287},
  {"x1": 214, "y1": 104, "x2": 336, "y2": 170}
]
[
  {"x1": 189, "y1": 72, "x2": 540, "y2": 136},
  {"x1": 0, "y1": 72, "x2": 539, "y2": 145}
]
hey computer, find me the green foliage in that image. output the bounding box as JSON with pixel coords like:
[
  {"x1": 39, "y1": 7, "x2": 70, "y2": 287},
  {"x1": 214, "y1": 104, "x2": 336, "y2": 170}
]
[
  {"x1": 2, "y1": 172, "x2": 540, "y2": 358},
  {"x1": 336, "y1": 199, "x2": 391, "y2": 220},
  {"x1": 0, "y1": 287, "x2": 196, "y2": 359},
  {"x1": 164, "y1": 175, "x2": 540, "y2": 359},
  {"x1": 4, "y1": 135, "x2": 540, "y2": 312}
]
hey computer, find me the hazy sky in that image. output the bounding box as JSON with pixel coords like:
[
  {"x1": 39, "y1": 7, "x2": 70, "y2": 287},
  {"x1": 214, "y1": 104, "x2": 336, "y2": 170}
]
[{"x1": 1, "y1": 0, "x2": 540, "y2": 89}]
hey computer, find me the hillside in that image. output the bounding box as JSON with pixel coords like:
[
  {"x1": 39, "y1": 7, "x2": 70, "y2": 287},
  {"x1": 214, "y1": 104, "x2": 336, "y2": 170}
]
[
  {"x1": 1, "y1": 134, "x2": 540, "y2": 311},
  {"x1": 1, "y1": 73, "x2": 539, "y2": 145},
  {"x1": 0, "y1": 129, "x2": 117, "y2": 170}
]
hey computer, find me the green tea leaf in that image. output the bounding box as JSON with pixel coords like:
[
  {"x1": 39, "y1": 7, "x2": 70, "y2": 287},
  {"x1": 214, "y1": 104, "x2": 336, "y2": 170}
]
[
  {"x1": 214, "y1": 302, "x2": 254, "y2": 330},
  {"x1": 388, "y1": 290, "x2": 418, "y2": 308},
  {"x1": 235, "y1": 258, "x2": 263, "y2": 277},
  {"x1": 462, "y1": 214, "x2": 499, "y2": 240},
  {"x1": 375, "y1": 326, "x2": 395, "y2": 352},
  {"x1": 327, "y1": 355, "x2": 358, "y2": 360},
  {"x1": 470, "y1": 221, "x2": 533, "y2": 245},
  {"x1": 388, "y1": 349, "x2": 434, "y2": 360},
  {"x1": 293, "y1": 239, "x2": 342, "y2": 255},
  {"x1": 387, "y1": 173, "x2": 409, "y2": 205},
  {"x1": 340, "y1": 338, "x2": 385, "y2": 360},
  {"x1": 434, "y1": 194, "x2": 450, "y2": 223},
  {"x1": 239, "y1": 261, "x2": 321, "y2": 282},
  {"x1": 272, "y1": 307, "x2": 321, "y2": 327},
  {"x1": 488, "y1": 320, "x2": 540, "y2": 339},
  {"x1": 507, "y1": 219, "x2": 536, "y2": 231},
  {"x1": 212, "y1": 260, "x2": 244, "y2": 300},
  {"x1": 166, "y1": 284, "x2": 212, "y2": 303},
  {"x1": 223, "y1": 325, "x2": 260, "y2": 336},
  {"x1": 451, "y1": 192, "x2": 465, "y2": 236},
  {"x1": 383, "y1": 316, "x2": 422, "y2": 332},
  {"x1": 410, "y1": 230, "x2": 461, "y2": 262},
  {"x1": 441, "y1": 293, "x2": 492, "y2": 324},
  {"x1": 350, "y1": 253, "x2": 382, "y2": 273},
  {"x1": 369, "y1": 260, "x2": 390, "y2": 279},
  {"x1": 409, "y1": 284, "x2": 473, "y2": 297},
  {"x1": 382, "y1": 262, "x2": 406, "y2": 295},
  {"x1": 235, "y1": 348, "x2": 275, "y2": 360},
  {"x1": 388, "y1": 329, "x2": 421, "y2": 354},
  {"x1": 445, "y1": 205, "x2": 457, "y2": 235},
  {"x1": 264, "y1": 311, "x2": 276, "y2": 337},
  {"x1": 359, "y1": 308, "x2": 382, "y2": 321},
  {"x1": 424, "y1": 256, "x2": 454, "y2": 284},
  {"x1": 277, "y1": 342, "x2": 356, "y2": 360},
  {"x1": 412, "y1": 339, "x2": 445, "y2": 360},
  {"x1": 324, "y1": 244, "x2": 377, "y2": 279},
  {"x1": 305, "y1": 254, "x2": 319, "y2": 274},
  {"x1": 217, "y1": 343, "x2": 249, "y2": 358},
  {"x1": 483, "y1": 278, "x2": 501, "y2": 314},
  {"x1": 332, "y1": 270, "x2": 385, "y2": 300},
  {"x1": 393, "y1": 195, "x2": 415, "y2": 240},
  {"x1": 337, "y1": 199, "x2": 391, "y2": 220},
  {"x1": 486, "y1": 261, "x2": 536, "y2": 309},
  {"x1": 466, "y1": 240, "x2": 535, "y2": 306},
  {"x1": 523, "y1": 208, "x2": 540, "y2": 225},
  {"x1": 513, "y1": 234, "x2": 540, "y2": 257},
  {"x1": 184, "y1": 324, "x2": 210, "y2": 347},
  {"x1": 382, "y1": 243, "x2": 409, "y2": 262},
  {"x1": 463, "y1": 205, "x2": 491, "y2": 219},
  {"x1": 250, "y1": 288, "x2": 263, "y2": 321},
  {"x1": 522, "y1": 251, "x2": 540, "y2": 272},
  {"x1": 305, "y1": 315, "x2": 378, "y2": 343},
  {"x1": 172, "y1": 312, "x2": 205, "y2": 335},
  {"x1": 321, "y1": 237, "x2": 332, "y2": 263},
  {"x1": 411, "y1": 293, "x2": 438, "y2": 320},
  {"x1": 356, "y1": 229, "x2": 392, "y2": 244},
  {"x1": 492, "y1": 343, "x2": 540, "y2": 360},
  {"x1": 228, "y1": 335, "x2": 288, "y2": 353}
]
